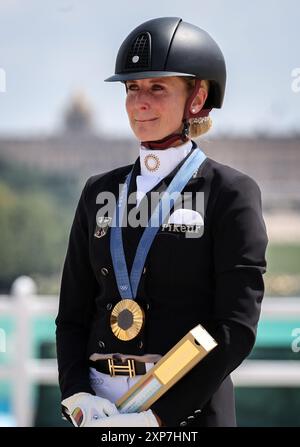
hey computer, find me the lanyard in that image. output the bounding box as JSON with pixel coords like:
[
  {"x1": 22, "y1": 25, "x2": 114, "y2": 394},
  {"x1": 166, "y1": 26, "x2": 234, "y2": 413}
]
[{"x1": 110, "y1": 147, "x2": 206, "y2": 300}]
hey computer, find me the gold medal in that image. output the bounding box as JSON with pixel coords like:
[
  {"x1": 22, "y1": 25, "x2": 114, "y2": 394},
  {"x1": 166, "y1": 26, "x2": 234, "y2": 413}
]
[{"x1": 110, "y1": 299, "x2": 145, "y2": 341}]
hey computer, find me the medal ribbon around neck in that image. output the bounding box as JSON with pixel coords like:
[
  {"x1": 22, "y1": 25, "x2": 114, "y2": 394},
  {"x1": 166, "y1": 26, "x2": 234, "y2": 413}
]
[{"x1": 109, "y1": 147, "x2": 207, "y2": 340}]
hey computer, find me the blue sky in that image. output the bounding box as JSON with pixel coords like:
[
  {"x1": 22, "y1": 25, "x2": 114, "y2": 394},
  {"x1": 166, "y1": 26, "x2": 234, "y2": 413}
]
[{"x1": 0, "y1": 0, "x2": 299, "y2": 138}]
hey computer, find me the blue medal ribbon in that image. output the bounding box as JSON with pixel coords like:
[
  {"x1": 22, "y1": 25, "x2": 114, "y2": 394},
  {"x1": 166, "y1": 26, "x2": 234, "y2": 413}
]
[{"x1": 110, "y1": 147, "x2": 207, "y2": 300}]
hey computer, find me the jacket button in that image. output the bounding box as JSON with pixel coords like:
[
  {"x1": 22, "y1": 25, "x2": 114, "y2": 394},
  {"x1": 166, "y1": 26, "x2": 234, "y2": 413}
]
[
  {"x1": 179, "y1": 421, "x2": 187, "y2": 426},
  {"x1": 138, "y1": 340, "x2": 143, "y2": 349},
  {"x1": 106, "y1": 303, "x2": 112, "y2": 310},
  {"x1": 98, "y1": 340, "x2": 105, "y2": 349},
  {"x1": 143, "y1": 267, "x2": 147, "y2": 274},
  {"x1": 194, "y1": 409, "x2": 202, "y2": 414},
  {"x1": 101, "y1": 267, "x2": 109, "y2": 276},
  {"x1": 146, "y1": 303, "x2": 150, "y2": 311}
]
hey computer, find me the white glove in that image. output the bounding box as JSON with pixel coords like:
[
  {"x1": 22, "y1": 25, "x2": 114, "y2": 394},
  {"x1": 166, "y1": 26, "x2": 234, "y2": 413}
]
[
  {"x1": 61, "y1": 392, "x2": 119, "y2": 427},
  {"x1": 83, "y1": 409, "x2": 160, "y2": 427}
]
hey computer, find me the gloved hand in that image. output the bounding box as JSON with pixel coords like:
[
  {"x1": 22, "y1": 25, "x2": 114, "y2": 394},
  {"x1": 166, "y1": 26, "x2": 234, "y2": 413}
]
[
  {"x1": 61, "y1": 392, "x2": 119, "y2": 427},
  {"x1": 82, "y1": 409, "x2": 160, "y2": 427}
]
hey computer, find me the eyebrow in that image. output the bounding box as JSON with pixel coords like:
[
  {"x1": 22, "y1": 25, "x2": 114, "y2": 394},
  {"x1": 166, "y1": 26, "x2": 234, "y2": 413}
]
[{"x1": 127, "y1": 78, "x2": 170, "y2": 84}]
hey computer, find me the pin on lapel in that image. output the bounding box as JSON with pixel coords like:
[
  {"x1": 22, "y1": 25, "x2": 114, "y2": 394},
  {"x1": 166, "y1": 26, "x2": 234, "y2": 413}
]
[{"x1": 94, "y1": 216, "x2": 112, "y2": 238}]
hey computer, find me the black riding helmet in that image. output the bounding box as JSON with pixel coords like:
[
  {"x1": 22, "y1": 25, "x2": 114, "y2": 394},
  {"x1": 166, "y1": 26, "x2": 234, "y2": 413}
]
[{"x1": 105, "y1": 17, "x2": 226, "y2": 147}]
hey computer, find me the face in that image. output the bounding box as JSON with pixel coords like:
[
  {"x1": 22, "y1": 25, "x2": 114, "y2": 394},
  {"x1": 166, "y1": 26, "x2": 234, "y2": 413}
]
[{"x1": 125, "y1": 76, "x2": 190, "y2": 143}]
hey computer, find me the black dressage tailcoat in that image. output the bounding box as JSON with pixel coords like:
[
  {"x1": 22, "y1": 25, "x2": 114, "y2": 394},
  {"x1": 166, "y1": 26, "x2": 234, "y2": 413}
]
[{"x1": 56, "y1": 141, "x2": 268, "y2": 426}]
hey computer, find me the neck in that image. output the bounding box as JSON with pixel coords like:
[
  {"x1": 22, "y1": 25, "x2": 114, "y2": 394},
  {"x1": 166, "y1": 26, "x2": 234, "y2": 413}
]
[
  {"x1": 141, "y1": 134, "x2": 189, "y2": 150},
  {"x1": 141, "y1": 116, "x2": 191, "y2": 149}
]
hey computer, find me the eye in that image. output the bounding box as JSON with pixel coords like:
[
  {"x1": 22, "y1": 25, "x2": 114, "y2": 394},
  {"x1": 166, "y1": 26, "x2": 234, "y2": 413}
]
[
  {"x1": 127, "y1": 84, "x2": 138, "y2": 91},
  {"x1": 151, "y1": 84, "x2": 164, "y2": 91},
  {"x1": 126, "y1": 83, "x2": 165, "y2": 92}
]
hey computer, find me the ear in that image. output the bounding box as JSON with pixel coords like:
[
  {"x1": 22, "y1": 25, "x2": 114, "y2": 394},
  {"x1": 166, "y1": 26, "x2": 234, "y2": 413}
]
[{"x1": 190, "y1": 87, "x2": 208, "y2": 114}]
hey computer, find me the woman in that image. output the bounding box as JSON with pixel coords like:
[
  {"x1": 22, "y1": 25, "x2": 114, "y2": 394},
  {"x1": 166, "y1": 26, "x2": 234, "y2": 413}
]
[{"x1": 55, "y1": 17, "x2": 268, "y2": 427}]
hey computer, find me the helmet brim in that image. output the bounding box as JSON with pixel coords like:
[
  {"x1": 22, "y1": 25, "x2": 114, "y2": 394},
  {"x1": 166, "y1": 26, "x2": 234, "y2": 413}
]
[{"x1": 104, "y1": 71, "x2": 195, "y2": 82}]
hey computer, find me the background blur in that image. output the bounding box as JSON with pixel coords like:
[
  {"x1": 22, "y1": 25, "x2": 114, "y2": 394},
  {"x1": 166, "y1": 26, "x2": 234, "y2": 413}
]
[{"x1": 0, "y1": 0, "x2": 300, "y2": 427}]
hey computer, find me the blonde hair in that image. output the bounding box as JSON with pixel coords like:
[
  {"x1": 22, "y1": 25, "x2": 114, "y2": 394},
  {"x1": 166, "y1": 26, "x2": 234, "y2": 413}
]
[{"x1": 181, "y1": 77, "x2": 212, "y2": 138}]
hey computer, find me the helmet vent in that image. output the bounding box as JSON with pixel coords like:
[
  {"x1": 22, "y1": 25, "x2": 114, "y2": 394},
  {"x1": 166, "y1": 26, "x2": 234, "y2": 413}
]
[{"x1": 126, "y1": 33, "x2": 151, "y2": 70}]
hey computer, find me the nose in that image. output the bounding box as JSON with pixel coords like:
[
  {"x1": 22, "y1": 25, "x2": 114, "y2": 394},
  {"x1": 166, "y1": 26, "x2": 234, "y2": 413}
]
[{"x1": 133, "y1": 89, "x2": 151, "y2": 110}]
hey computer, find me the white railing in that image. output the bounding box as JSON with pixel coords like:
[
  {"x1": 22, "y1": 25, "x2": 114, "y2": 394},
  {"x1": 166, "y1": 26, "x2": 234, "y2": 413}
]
[
  {"x1": 0, "y1": 277, "x2": 59, "y2": 427},
  {"x1": 0, "y1": 276, "x2": 300, "y2": 426}
]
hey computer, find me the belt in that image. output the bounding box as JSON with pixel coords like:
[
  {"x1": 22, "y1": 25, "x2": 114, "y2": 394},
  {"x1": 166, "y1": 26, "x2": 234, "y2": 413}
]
[{"x1": 89, "y1": 357, "x2": 150, "y2": 377}]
